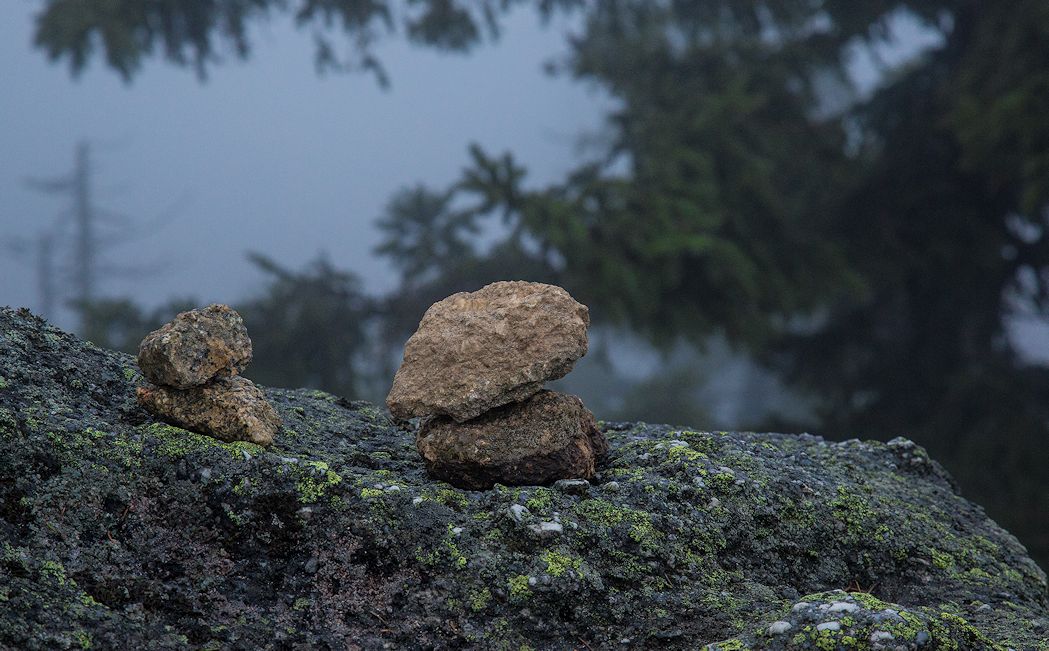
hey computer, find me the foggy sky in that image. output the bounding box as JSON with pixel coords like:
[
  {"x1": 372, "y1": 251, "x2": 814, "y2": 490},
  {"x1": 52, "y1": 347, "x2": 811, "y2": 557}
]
[{"x1": 0, "y1": 4, "x2": 607, "y2": 329}]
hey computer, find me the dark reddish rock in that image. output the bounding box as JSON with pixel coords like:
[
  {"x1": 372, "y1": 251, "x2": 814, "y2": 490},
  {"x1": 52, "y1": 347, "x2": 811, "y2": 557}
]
[
  {"x1": 416, "y1": 390, "x2": 607, "y2": 489},
  {"x1": 136, "y1": 375, "x2": 280, "y2": 446},
  {"x1": 387, "y1": 281, "x2": 589, "y2": 422},
  {"x1": 137, "y1": 304, "x2": 252, "y2": 389}
]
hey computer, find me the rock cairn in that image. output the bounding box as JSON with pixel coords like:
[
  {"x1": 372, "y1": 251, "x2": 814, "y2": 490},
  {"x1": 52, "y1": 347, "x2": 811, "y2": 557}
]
[
  {"x1": 387, "y1": 281, "x2": 607, "y2": 489},
  {"x1": 135, "y1": 304, "x2": 281, "y2": 446}
]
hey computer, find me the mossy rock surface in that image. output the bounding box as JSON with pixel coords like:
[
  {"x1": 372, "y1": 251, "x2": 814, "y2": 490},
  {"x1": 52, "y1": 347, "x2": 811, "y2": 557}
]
[{"x1": 1, "y1": 307, "x2": 1047, "y2": 650}]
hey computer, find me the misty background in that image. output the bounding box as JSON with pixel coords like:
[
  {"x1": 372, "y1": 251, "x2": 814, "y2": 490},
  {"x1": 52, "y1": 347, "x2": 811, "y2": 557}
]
[
  {"x1": 0, "y1": 5, "x2": 604, "y2": 313},
  {"x1": 2, "y1": 1, "x2": 1049, "y2": 570}
]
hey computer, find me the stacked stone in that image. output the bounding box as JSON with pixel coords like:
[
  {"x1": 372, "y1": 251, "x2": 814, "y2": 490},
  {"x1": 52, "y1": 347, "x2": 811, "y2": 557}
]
[
  {"x1": 386, "y1": 281, "x2": 608, "y2": 489},
  {"x1": 135, "y1": 304, "x2": 281, "y2": 446}
]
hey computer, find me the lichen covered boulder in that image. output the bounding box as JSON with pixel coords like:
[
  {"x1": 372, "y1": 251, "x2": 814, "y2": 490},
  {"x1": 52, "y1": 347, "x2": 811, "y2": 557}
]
[
  {"x1": 136, "y1": 375, "x2": 281, "y2": 446},
  {"x1": 386, "y1": 281, "x2": 590, "y2": 422},
  {"x1": 1, "y1": 307, "x2": 1047, "y2": 650},
  {"x1": 137, "y1": 303, "x2": 252, "y2": 389},
  {"x1": 417, "y1": 390, "x2": 607, "y2": 489}
]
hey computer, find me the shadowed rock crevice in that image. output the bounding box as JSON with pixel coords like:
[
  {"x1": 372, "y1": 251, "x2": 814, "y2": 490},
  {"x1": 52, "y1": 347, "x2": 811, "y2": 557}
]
[{"x1": 1, "y1": 307, "x2": 1047, "y2": 650}]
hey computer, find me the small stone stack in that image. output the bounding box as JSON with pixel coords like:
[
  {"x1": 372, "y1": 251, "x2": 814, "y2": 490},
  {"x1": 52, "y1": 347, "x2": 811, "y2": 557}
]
[
  {"x1": 135, "y1": 304, "x2": 281, "y2": 446},
  {"x1": 387, "y1": 281, "x2": 608, "y2": 489}
]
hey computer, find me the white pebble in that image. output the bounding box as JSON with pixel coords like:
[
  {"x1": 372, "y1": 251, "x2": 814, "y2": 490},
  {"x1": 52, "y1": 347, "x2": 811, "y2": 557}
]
[
  {"x1": 766, "y1": 621, "x2": 792, "y2": 635},
  {"x1": 412, "y1": 497, "x2": 424, "y2": 505},
  {"x1": 529, "y1": 521, "x2": 564, "y2": 536},
  {"x1": 828, "y1": 601, "x2": 859, "y2": 613},
  {"x1": 509, "y1": 504, "x2": 529, "y2": 522},
  {"x1": 816, "y1": 621, "x2": 841, "y2": 632}
]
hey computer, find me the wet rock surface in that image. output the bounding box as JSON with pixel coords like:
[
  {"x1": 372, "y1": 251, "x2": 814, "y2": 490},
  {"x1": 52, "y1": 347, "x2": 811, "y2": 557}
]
[
  {"x1": 137, "y1": 376, "x2": 281, "y2": 446},
  {"x1": 417, "y1": 390, "x2": 607, "y2": 490},
  {"x1": 387, "y1": 281, "x2": 590, "y2": 422},
  {"x1": 1, "y1": 307, "x2": 1047, "y2": 650},
  {"x1": 137, "y1": 304, "x2": 252, "y2": 389}
]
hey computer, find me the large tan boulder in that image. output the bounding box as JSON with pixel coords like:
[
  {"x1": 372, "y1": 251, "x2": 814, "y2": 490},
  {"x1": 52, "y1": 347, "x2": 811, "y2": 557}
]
[
  {"x1": 387, "y1": 281, "x2": 589, "y2": 422},
  {"x1": 416, "y1": 390, "x2": 607, "y2": 489},
  {"x1": 137, "y1": 304, "x2": 252, "y2": 389}
]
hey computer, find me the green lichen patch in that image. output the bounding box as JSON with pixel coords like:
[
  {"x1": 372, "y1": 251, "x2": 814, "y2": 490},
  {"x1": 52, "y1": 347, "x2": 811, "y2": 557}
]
[
  {"x1": 524, "y1": 487, "x2": 555, "y2": 512},
  {"x1": 541, "y1": 549, "x2": 583, "y2": 578},
  {"x1": 413, "y1": 525, "x2": 469, "y2": 570},
  {"x1": 286, "y1": 460, "x2": 344, "y2": 504},
  {"x1": 574, "y1": 498, "x2": 661, "y2": 552},
  {"x1": 141, "y1": 421, "x2": 266, "y2": 460},
  {"x1": 468, "y1": 587, "x2": 491, "y2": 612},
  {"x1": 507, "y1": 575, "x2": 532, "y2": 601}
]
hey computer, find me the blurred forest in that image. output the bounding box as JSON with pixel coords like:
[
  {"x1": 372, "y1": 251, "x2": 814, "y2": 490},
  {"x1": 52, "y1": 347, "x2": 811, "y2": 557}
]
[{"x1": 26, "y1": 1, "x2": 1049, "y2": 569}]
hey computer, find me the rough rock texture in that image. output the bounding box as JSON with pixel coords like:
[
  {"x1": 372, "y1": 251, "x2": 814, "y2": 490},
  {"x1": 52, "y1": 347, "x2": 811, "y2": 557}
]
[
  {"x1": 136, "y1": 376, "x2": 281, "y2": 446},
  {"x1": 716, "y1": 589, "x2": 1017, "y2": 649},
  {"x1": 2, "y1": 307, "x2": 1048, "y2": 650},
  {"x1": 137, "y1": 304, "x2": 252, "y2": 389},
  {"x1": 387, "y1": 281, "x2": 589, "y2": 422},
  {"x1": 417, "y1": 390, "x2": 608, "y2": 490}
]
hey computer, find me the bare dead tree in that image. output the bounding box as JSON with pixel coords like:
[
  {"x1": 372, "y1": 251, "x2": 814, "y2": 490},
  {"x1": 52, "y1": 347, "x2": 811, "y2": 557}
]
[{"x1": 25, "y1": 140, "x2": 184, "y2": 331}]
